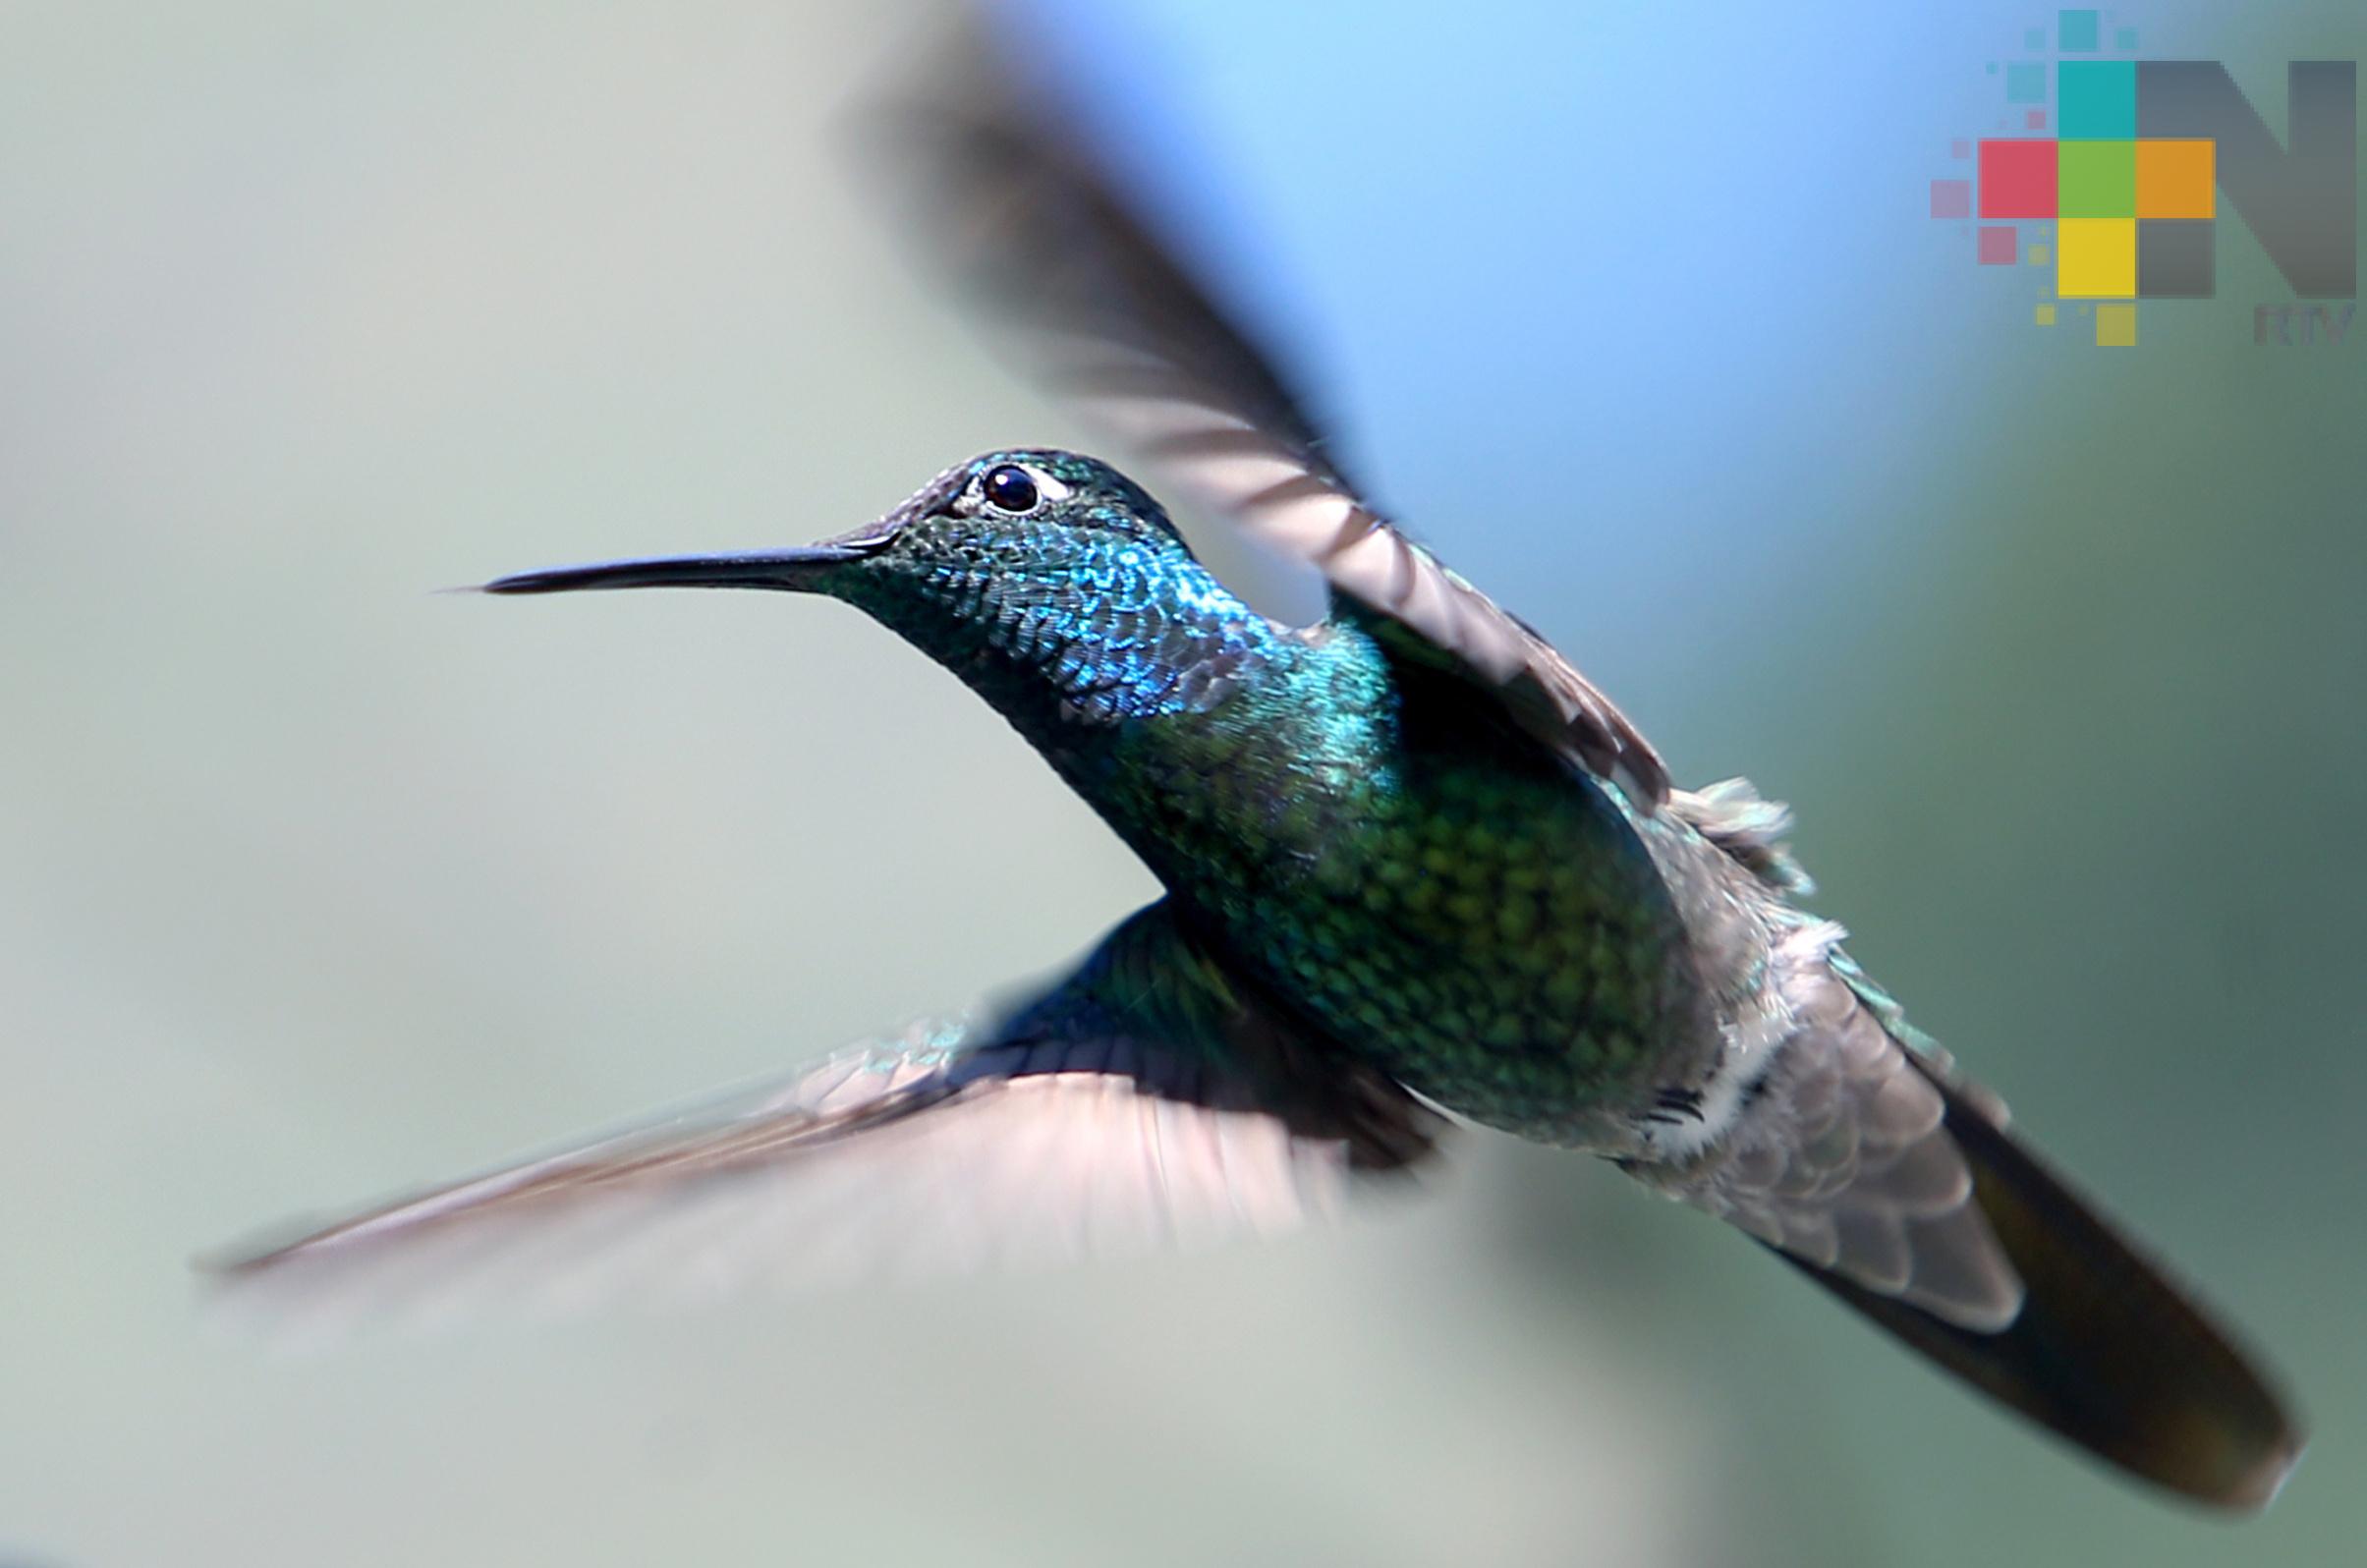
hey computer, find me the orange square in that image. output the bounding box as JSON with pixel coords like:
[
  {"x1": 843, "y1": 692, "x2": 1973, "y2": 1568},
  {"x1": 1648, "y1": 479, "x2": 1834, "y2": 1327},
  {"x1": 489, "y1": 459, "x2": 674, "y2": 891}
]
[{"x1": 2138, "y1": 140, "x2": 2215, "y2": 219}]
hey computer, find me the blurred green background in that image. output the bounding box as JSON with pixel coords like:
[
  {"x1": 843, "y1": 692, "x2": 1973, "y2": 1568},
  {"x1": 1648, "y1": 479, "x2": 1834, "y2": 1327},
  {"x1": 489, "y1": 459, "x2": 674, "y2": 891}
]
[{"x1": 3, "y1": 1, "x2": 2362, "y2": 1563}]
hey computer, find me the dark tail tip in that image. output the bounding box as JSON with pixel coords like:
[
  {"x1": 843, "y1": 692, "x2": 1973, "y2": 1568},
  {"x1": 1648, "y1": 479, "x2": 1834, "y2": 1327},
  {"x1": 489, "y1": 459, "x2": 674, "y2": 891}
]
[{"x1": 1778, "y1": 1063, "x2": 2304, "y2": 1510}]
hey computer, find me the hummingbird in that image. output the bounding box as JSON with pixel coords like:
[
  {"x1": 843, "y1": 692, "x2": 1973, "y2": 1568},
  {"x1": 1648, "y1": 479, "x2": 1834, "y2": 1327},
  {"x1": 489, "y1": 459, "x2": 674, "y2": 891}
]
[{"x1": 215, "y1": 17, "x2": 2300, "y2": 1512}]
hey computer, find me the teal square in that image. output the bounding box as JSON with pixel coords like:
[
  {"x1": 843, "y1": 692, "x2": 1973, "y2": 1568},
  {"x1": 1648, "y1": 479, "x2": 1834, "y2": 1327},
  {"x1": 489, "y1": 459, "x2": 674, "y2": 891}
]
[
  {"x1": 2114, "y1": 27, "x2": 2138, "y2": 52},
  {"x1": 2024, "y1": 28, "x2": 2045, "y2": 51},
  {"x1": 2058, "y1": 9, "x2": 2101, "y2": 52},
  {"x1": 2058, "y1": 60, "x2": 2136, "y2": 138},
  {"x1": 2006, "y1": 62, "x2": 2046, "y2": 104}
]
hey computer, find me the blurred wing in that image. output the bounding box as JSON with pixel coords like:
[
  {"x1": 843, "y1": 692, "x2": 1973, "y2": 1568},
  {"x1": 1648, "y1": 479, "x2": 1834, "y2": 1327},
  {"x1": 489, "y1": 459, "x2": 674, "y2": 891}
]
[
  {"x1": 861, "y1": 19, "x2": 1668, "y2": 808},
  {"x1": 207, "y1": 901, "x2": 1443, "y2": 1336}
]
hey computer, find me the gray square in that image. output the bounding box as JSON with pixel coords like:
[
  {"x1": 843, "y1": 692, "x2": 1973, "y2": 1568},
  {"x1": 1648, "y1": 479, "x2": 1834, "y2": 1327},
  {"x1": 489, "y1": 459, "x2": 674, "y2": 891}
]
[{"x1": 2138, "y1": 219, "x2": 2216, "y2": 298}]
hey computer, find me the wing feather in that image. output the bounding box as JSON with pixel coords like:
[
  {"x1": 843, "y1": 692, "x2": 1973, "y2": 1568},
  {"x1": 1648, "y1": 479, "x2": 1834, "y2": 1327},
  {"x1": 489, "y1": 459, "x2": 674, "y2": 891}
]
[
  {"x1": 862, "y1": 24, "x2": 1667, "y2": 806},
  {"x1": 1642, "y1": 939, "x2": 2022, "y2": 1331},
  {"x1": 206, "y1": 904, "x2": 1442, "y2": 1337}
]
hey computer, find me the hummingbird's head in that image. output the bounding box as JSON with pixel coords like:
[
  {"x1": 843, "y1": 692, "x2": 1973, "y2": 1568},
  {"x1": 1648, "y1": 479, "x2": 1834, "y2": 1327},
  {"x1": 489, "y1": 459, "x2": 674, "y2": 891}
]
[{"x1": 486, "y1": 449, "x2": 1278, "y2": 726}]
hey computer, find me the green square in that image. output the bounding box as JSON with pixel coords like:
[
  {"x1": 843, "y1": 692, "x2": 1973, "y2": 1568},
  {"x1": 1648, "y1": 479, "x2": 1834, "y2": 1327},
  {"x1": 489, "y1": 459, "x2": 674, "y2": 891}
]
[
  {"x1": 2058, "y1": 141, "x2": 2136, "y2": 216},
  {"x1": 2058, "y1": 60, "x2": 2136, "y2": 138}
]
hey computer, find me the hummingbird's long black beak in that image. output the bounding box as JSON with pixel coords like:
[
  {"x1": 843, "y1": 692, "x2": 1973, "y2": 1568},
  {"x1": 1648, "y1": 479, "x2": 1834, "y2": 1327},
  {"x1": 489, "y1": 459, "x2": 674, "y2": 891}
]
[{"x1": 480, "y1": 545, "x2": 868, "y2": 596}]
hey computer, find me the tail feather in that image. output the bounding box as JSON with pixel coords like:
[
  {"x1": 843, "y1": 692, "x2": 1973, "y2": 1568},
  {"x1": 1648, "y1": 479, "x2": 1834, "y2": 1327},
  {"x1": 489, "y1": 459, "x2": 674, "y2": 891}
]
[{"x1": 1776, "y1": 1057, "x2": 2304, "y2": 1509}]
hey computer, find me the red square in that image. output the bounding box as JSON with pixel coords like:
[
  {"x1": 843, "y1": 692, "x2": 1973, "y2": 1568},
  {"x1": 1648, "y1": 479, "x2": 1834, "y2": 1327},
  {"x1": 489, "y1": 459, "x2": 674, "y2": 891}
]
[
  {"x1": 1978, "y1": 225, "x2": 2017, "y2": 264},
  {"x1": 1979, "y1": 140, "x2": 2057, "y2": 218}
]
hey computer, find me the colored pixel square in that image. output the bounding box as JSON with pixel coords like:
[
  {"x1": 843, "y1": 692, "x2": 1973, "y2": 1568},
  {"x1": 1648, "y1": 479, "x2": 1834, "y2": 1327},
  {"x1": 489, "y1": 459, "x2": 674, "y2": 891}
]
[
  {"x1": 2026, "y1": 109, "x2": 2047, "y2": 129},
  {"x1": 1979, "y1": 226, "x2": 2017, "y2": 264},
  {"x1": 2025, "y1": 28, "x2": 2045, "y2": 51},
  {"x1": 2036, "y1": 303, "x2": 2057, "y2": 325},
  {"x1": 2058, "y1": 141, "x2": 2137, "y2": 217},
  {"x1": 2137, "y1": 219, "x2": 2216, "y2": 297},
  {"x1": 1951, "y1": 138, "x2": 1971, "y2": 159},
  {"x1": 2058, "y1": 9, "x2": 2101, "y2": 52},
  {"x1": 1930, "y1": 179, "x2": 1971, "y2": 219},
  {"x1": 2007, "y1": 62, "x2": 2046, "y2": 104},
  {"x1": 2058, "y1": 60, "x2": 2137, "y2": 138},
  {"x1": 2096, "y1": 304, "x2": 2137, "y2": 345},
  {"x1": 2137, "y1": 140, "x2": 2215, "y2": 218},
  {"x1": 2115, "y1": 27, "x2": 2138, "y2": 52},
  {"x1": 2028, "y1": 242, "x2": 2052, "y2": 265},
  {"x1": 2058, "y1": 218, "x2": 2136, "y2": 296},
  {"x1": 1979, "y1": 140, "x2": 2057, "y2": 218}
]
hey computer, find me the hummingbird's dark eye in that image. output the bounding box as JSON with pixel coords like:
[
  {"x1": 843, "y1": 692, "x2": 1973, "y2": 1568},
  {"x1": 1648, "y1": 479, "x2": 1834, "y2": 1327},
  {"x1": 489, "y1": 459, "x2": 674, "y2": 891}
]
[{"x1": 982, "y1": 464, "x2": 1041, "y2": 515}]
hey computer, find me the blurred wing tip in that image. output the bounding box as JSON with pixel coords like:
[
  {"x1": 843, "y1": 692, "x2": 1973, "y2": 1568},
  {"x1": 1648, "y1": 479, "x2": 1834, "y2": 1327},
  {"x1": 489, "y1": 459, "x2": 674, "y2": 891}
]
[
  {"x1": 2226, "y1": 1426, "x2": 2308, "y2": 1512},
  {"x1": 192, "y1": 1220, "x2": 327, "y2": 1280}
]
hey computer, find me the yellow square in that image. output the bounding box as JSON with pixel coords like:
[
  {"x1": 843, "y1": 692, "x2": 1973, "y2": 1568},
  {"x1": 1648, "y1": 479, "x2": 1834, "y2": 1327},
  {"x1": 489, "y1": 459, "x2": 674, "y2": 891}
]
[
  {"x1": 2137, "y1": 140, "x2": 2215, "y2": 219},
  {"x1": 2027, "y1": 243, "x2": 2052, "y2": 265},
  {"x1": 2096, "y1": 304, "x2": 2138, "y2": 346},
  {"x1": 2036, "y1": 303, "x2": 2057, "y2": 326},
  {"x1": 2057, "y1": 218, "x2": 2136, "y2": 298}
]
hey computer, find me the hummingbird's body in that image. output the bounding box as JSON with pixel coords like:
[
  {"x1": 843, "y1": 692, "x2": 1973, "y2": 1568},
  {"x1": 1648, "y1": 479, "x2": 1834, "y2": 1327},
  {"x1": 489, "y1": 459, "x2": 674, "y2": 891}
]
[
  {"x1": 837, "y1": 465, "x2": 1706, "y2": 1146},
  {"x1": 215, "y1": 18, "x2": 2303, "y2": 1518}
]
